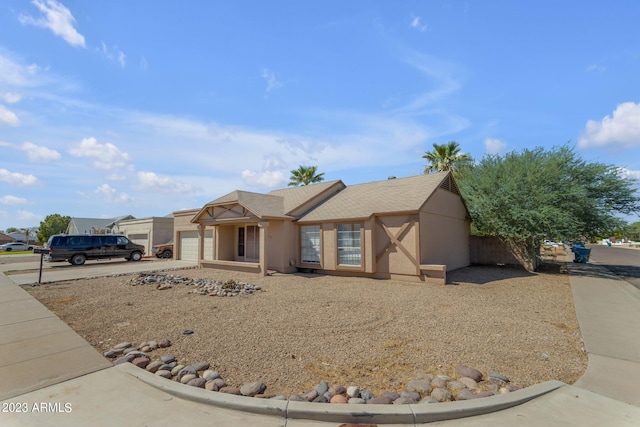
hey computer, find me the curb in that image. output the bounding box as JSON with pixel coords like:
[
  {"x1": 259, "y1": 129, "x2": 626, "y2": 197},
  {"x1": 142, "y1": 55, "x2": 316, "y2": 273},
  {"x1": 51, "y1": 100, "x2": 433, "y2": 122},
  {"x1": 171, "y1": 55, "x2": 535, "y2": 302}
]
[{"x1": 119, "y1": 363, "x2": 566, "y2": 424}]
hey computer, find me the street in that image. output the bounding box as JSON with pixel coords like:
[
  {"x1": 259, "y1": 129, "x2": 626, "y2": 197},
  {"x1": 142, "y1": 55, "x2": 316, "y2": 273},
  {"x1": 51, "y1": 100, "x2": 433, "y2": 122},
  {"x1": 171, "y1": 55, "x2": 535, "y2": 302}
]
[{"x1": 588, "y1": 245, "x2": 640, "y2": 290}]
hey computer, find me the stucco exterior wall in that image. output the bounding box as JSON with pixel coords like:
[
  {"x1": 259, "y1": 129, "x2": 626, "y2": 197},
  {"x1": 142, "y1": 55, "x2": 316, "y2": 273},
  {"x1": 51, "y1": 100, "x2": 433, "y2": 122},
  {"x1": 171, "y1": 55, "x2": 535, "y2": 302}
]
[
  {"x1": 216, "y1": 225, "x2": 235, "y2": 261},
  {"x1": 117, "y1": 217, "x2": 174, "y2": 253},
  {"x1": 374, "y1": 214, "x2": 419, "y2": 276},
  {"x1": 419, "y1": 188, "x2": 470, "y2": 271}
]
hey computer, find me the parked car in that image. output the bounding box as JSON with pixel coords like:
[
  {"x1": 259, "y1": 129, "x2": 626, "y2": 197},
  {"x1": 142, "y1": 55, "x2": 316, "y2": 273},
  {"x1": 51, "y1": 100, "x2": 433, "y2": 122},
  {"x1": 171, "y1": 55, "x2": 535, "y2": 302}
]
[
  {"x1": 152, "y1": 240, "x2": 173, "y2": 259},
  {"x1": 0, "y1": 242, "x2": 36, "y2": 252},
  {"x1": 44, "y1": 234, "x2": 145, "y2": 265}
]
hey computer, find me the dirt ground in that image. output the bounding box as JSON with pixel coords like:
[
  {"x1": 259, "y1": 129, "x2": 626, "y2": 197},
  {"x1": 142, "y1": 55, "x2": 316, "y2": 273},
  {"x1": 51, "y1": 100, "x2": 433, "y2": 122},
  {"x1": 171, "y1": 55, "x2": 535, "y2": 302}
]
[{"x1": 23, "y1": 260, "x2": 587, "y2": 397}]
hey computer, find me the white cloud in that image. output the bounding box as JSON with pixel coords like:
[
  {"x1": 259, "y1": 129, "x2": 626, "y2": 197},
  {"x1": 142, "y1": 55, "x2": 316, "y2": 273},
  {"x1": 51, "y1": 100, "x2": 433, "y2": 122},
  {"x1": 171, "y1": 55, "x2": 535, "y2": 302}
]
[
  {"x1": 99, "y1": 42, "x2": 126, "y2": 68},
  {"x1": 0, "y1": 105, "x2": 19, "y2": 126},
  {"x1": 241, "y1": 154, "x2": 289, "y2": 187},
  {"x1": 579, "y1": 102, "x2": 640, "y2": 149},
  {"x1": 410, "y1": 15, "x2": 428, "y2": 32},
  {"x1": 0, "y1": 169, "x2": 38, "y2": 186},
  {"x1": 484, "y1": 138, "x2": 507, "y2": 155},
  {"x1": 21, "y1": 141, "x2": 61, "y2": 162},
  {"x1": 0, "y1": 52, "x2": 44, "y2": 87},
  {"x1": 19, "y1": 0, "x2": 86, "y2": 47},
  {"x1": 586, "y1": 64, "x2": 606, "y2": 73},
  {"x1": 16, "y1": 209, "x2": 41, "y2": 222},
  {"x1": 94, "y1": 184, "x2": 133, "y2": 204},
  {"x1": 619, "y1": 167, "x2": 640, "y2": 181},
  {"x1": 0, "y1": 195, "x2": 28, "y2": 205},
  {"x1": 262, "y1": 68, "x2": 282, "y2": 94},
  {"x1": 136, "y1": 172, "x2": 193, "y2": 193},
  {"x1": 69, "y1": 137, "x2": 131, "y2": 170},
  {"x1": 241, "y1": 170, "x2": 287, "y2": 188},
  {"x1": 1, "y1": 92, "x2": 21, "y2": 103}
]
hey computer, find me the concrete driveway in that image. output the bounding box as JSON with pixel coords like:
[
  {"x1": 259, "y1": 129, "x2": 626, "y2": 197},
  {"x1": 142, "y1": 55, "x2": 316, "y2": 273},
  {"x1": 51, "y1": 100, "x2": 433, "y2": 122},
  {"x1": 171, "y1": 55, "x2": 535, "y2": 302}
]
[{"x1": 1, "y1": 255, "x2": 198, "y2": 285}]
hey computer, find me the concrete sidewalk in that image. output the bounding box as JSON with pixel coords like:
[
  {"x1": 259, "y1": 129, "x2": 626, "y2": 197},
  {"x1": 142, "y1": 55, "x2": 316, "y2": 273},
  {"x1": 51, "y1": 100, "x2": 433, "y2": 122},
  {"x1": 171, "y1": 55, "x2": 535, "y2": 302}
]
[
  {"x1": 1, "y1": 257, "x2": 640, "y2": 426},
  {"x1": 569, "y1": 259, "x2": 640, "y2": 406}
]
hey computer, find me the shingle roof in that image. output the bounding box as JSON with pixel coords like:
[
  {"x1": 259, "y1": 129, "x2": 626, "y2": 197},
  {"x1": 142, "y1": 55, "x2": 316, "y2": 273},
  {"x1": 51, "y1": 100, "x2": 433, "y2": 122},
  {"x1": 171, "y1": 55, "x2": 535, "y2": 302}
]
[
  {"x1": 203, "y1": 190, "x2": 289, "y2": 219},
  {"x1": 297, "y1": 172, "x2": 451, "y2": 223},
  {"x1": 198, "y1": 180, "x2": 344, "y2": 220},
  {"x1": 267, "y1": 180, "x2": 344, "y2": 215},
  {"x1": 68, "y1": 215, "x2": 134, "y2": 234}
]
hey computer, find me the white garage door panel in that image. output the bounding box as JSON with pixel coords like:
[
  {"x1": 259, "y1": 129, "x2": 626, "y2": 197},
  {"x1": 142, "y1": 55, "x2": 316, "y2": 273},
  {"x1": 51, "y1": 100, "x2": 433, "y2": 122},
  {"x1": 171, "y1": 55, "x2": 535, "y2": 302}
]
[
  {"x1": 128, "y1": 234, "x2": 149, "y2": 252},
  {"x1": 180, "y1": 231, "x2": 198, "y2": 261}
]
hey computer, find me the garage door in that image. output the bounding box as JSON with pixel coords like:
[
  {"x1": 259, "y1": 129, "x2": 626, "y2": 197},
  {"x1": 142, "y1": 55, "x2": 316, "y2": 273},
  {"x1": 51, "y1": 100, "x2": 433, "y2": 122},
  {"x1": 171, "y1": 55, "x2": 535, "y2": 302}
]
[
  {"x1": 179, "y1": 231, "x2": 198, "y2": 261},
  {"x1": 128, "y1": 233, "x2": 149, "y2": 252},
  {"x1": 203, "y1": 230, "x2": 213, "y2": 260}
]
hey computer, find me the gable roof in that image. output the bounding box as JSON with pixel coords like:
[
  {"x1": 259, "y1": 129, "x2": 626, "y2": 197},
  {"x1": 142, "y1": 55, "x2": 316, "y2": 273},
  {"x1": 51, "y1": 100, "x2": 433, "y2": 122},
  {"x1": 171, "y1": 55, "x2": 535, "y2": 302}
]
[
  {"x1": 67, "y1": 215, "x2": 135, "y2": 234},
  {"x1": 297, "y1": 172, "x2": 455, "y2": 223},
  {"x1": 193, "y1": 180, "x2": 345, "y2": 222},
  {"x1": 267, "y1": 180, "x2": 344, "y2": 215}
]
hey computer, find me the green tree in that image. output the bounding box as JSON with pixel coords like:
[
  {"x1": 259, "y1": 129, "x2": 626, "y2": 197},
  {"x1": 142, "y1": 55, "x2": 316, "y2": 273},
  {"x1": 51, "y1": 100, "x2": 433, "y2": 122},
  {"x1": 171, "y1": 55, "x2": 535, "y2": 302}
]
[
  {"x1": 5, "y1": 227, "x2": 18, "y2": 233},
  {"x1": 457, "y1": 144, "x2": 640, "y2": 270},
  {"x1": 423, "y1": 141, "x2": 473, "y2": 173},
  {"x1": 628, "y1": 221, "x2": 640, "y2": 241},
  {"x1": 37, "y1": 214, "x2": 71, "y2": 243},
  {"x1": 288, "y1": 165, "x2": 325, "y2": 186}
]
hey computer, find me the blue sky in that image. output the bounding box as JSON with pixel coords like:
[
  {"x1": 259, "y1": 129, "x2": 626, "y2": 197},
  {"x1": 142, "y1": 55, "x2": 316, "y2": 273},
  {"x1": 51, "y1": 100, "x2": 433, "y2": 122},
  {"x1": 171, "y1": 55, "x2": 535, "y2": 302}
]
[{"x1": 1, "y1": 0, "x2": 639, "y2": 230}]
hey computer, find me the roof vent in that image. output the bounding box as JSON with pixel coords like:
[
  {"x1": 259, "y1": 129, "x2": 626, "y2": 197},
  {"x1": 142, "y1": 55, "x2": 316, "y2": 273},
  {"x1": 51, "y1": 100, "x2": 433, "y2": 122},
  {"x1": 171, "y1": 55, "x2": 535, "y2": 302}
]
[{"x1": 388, "y1": 176, "x2": 396, "y2": 180}]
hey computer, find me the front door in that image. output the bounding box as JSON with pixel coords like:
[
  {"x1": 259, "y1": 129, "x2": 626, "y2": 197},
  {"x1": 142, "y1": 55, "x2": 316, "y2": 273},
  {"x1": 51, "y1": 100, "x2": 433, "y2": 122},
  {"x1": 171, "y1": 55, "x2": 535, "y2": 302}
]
[{"x1": 238, "y1": 225, "x2": 259, "y2": 261}]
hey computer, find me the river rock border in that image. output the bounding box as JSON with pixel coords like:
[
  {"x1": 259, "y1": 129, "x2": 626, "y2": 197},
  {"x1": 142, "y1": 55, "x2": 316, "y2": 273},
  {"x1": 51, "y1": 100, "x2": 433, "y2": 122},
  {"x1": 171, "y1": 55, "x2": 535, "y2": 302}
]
[{"x1": 106, "y1": 340, "x2": 523, "y2": 404}]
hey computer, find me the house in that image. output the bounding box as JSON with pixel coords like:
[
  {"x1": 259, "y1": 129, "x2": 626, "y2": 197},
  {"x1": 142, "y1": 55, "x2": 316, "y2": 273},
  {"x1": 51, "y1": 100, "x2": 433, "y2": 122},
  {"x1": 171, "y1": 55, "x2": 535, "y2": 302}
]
[
  {"x1": 0, "y1": 232, "x2": 13, "y2": 245},
  {"x1": 175, "y1": 172, "x2": 470, "y2": 284},
  {"x1": 66, "y1": 215, "x2": 135, "y2": 235},
  {"x1": 114, "y1": 216, "x2": 174, "y2": 254}
]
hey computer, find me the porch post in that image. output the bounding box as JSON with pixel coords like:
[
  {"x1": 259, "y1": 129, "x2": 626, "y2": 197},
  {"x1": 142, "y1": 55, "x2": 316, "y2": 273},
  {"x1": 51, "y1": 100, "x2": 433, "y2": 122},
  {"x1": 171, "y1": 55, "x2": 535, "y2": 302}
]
[
  {"x1": 258, "y1": 221, "x2": 269, "y2": 276},
  {"x1": 197, "y1": 224, "x2": 204, "y2": 264}
]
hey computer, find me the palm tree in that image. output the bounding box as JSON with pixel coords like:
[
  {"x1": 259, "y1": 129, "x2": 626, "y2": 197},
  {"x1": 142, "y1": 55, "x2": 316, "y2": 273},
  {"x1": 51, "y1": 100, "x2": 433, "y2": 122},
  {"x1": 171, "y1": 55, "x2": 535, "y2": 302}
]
[
  {"x1": 288, "y1": 165, "x2": 325, "y2": 186},
  {"x1": 422, "y1": 141, "x2": 472, "y2": 173}
]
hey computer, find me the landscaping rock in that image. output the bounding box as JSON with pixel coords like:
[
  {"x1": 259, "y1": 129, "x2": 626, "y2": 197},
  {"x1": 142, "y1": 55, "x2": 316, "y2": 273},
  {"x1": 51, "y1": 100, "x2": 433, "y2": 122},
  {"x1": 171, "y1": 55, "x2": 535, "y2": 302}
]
[
  {"x1": 455, "y1": 388, "x2": 476, "y2": 401},
  {"x1": 330, "y1": 394, "x2": 348, "y2": 404},
  {"x1": 180, "y1": 374, "x2": 197, "y2": 384},
  {"x1": 367, "y1": 396, "x2": 393, "y2": 404},
  {"x1": 346, "y1": 386, "x2": 360, "y2": 398},
  {"x1": 187, "y1": 377, "x2": 207, "y2": 388},
  {"x1": 220, "y1": 386, "x2": 241, "y2": 395},
  {"x1": 431, "y1": 388, "x2": 452, "y2": 402},
  {"x1": 156, "y1": 370, "x2": 173, "y2": 379},
  {"x1": 160, "y1": 354, "x2": 176, "y2": 364},
  {"x1": 456, "y1": 364, "x2": 483, "y2": 382},
  {"x1": 241, "y1": 382, "x2": 267, "y2": 396},
  {"x1": 407, "y1": 379, "x2": 432, "y2": 394}
]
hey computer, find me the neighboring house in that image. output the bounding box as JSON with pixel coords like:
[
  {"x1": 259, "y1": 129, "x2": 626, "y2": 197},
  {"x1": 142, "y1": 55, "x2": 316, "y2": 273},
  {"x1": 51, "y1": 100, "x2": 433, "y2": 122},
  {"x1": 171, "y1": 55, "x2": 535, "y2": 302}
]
[
  {"x1": 0, "y1": 232, "x2": 13, "y2": 245},
  {"x1": 66, "y1": 215, "x2": 135, "y2": 235},
  {"x1": 114, "y1": 216, "x2": 174, "y2": 254},
  {"x1": 7, "y1": 231, "x2": 38, "y2": 243},
  {"x1": 176, "y1": 172, "x2": 470, "y2": 284}
]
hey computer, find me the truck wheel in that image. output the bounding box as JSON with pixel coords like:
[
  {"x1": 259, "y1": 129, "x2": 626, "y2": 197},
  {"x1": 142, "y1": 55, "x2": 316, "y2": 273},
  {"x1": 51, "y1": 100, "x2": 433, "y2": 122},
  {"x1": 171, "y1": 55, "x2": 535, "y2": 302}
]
[
  {"x1": 71, "y1": 254, "x2": 86, "y2": 265},
  {"x1": 130, "y1": 251, "x2": 142, "y2": 261},
  {"x1": 162, "y1": 250, "x2": 172, "y2": 258}
]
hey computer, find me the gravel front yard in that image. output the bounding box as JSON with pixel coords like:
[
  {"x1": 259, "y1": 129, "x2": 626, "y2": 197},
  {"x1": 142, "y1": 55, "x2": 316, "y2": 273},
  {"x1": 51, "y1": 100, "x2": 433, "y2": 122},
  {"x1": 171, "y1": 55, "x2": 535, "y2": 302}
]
[{"x1": 23, "y1": 261, "x2": 587, "y2": 397}]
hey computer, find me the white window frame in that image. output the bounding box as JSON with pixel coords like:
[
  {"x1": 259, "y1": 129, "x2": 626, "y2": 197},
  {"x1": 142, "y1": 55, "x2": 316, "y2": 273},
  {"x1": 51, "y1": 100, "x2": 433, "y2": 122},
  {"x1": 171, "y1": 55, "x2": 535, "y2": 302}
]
[
  {"x1": 337, "y1": 223, "x2": 361, "y2": 266},
  {"x1": 300, "y1": 225, "x2": 321, "y2": 264}
]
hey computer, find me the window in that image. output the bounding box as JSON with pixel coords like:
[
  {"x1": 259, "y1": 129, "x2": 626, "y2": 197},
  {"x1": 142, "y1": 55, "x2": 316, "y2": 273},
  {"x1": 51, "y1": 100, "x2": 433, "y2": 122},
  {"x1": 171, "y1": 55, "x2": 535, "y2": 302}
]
[
  {"x1": 238, "y1": 227, "x2": 245, "y2": 257},
  {"x1": 238, "y1": 225, "x2": 259, "y2": 260},
  {"x1": 337, "y1": 223, "x2": 361, "y2": 266},
  {"x1": 300, "y1": 225, "x2": 321, "y2": 264},
  {"x1": 100, "y1": 236, "x2": 116, "y2": 245}
]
